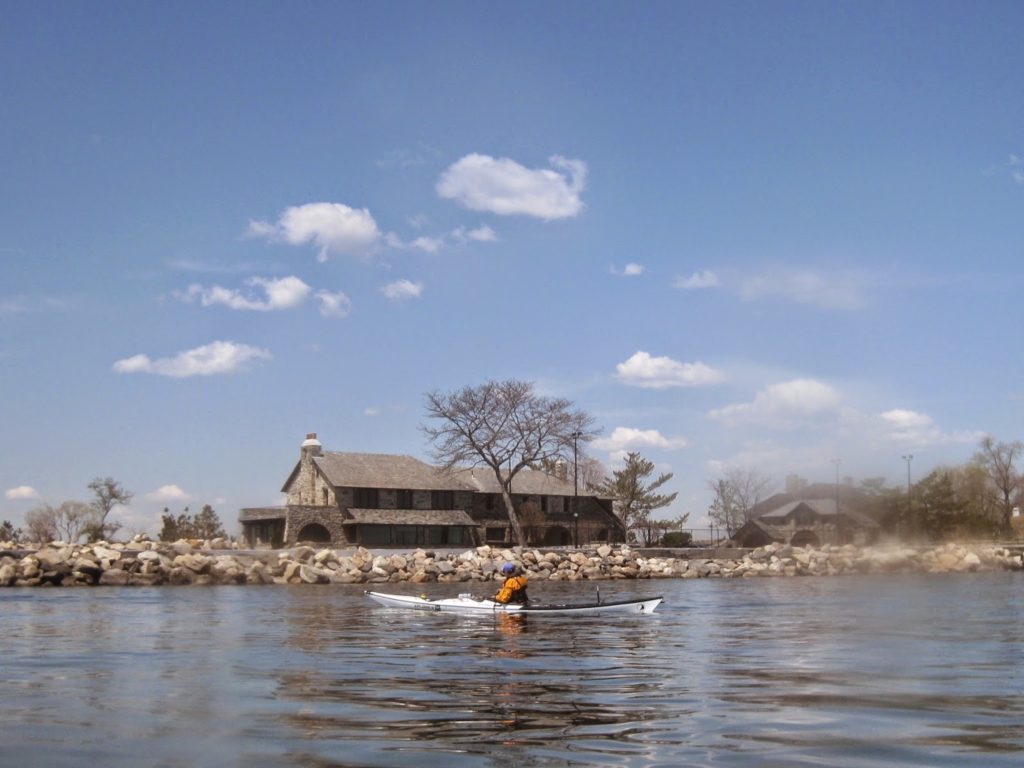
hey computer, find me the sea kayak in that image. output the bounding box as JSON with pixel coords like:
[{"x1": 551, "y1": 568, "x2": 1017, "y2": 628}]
[{"x1": 365, "y1": 591, "x2": 663, "y2": 615}]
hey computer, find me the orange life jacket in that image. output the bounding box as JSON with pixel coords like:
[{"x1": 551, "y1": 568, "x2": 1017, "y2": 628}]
[{"x1": 495, "y1": 575, "x2": 529, "y2": 604}]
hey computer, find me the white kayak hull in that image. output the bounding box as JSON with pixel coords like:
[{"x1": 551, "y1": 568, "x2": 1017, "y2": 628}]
[{"x1": 366, "y1": 591, "x2": 663, "y2": 616}]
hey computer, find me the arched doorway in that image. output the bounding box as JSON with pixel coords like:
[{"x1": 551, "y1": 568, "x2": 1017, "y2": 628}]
[
  {"x1": 296, "y1": 523, "x2": 331, "y2": 544},
  {"x1": 790, "y1": 530, "x2": 821, "y2": 548}
]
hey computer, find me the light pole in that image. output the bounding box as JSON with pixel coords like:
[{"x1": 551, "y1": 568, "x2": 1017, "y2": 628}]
[
  {"x1": 831, "y1": 458, "x2": 841, "y2": 512},
  {"x1": 571, "y1": 430, "x2": 581, "y2": 547},
  {"x1": 902, "y1": 454, "x2": 913, "y2": 537}
]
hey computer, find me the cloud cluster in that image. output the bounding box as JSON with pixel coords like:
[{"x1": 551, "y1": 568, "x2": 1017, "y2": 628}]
[
  {"x1": 176, "y1": 275, "x2": 351, "y2": 319},
  {"x1": 437, "y1": 154, "x2": 587, "y2": 220},
  {"x1": 674, "y1": 270, "x2": 719, "y2": 290},
  {"x1": 593, "y1": 427, "x2": 688, "y2": 452},
  {"x1": 611, "y1": 262, "x2": 644, "y2": 277},
  {"x1": 739, "y1": 270, "x2": 864, "y2": 310},
  {"x1": 709, "y1": 378, "x2": 842, "y2": 426},
  {"x1": 616, "y1": 351, "x2": 726, "y2": 389},
  {"x1": 387, "y1": 223, "x2": 498, "y2": 254},
  {"x1": 877, "y1": 408, "x2": 980, "y2": 447},
  {"x1": 113, "y1": 341, "x2": 272, "y2": 378},
  {"x1": 382, "y1": 279, "x2": 423, "y2": 301},
  {"x1": 178, "y1": 276, "x2": 312, "y2": 311},
  {"x1": 248, "y1": 202, "x2": 381, "y2": 262},
  {"x1": 316, "y1": 290, "x2": 352, "y2": 318},
  {"x1": 1010, "y1": 154, "x2": 1024, "y2": 184},
  {"x1": 146, "y1": 484, "x2": 192, "y2": 502},
  {"x1": 5, "y1": 485, "x2": 39, "y2": 500}
]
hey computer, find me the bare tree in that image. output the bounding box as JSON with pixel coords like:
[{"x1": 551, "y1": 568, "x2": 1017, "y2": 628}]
[
  {"x1": 24, "y1": 505, "x2": 58, "y2": 543},
  {"x1": 53, "y1": 501, "x2": 93, "y2": 543},
  {"x1": 578, "y1": 455, "x2": 607, "y2": 493},
  {"x1": 87, "y1": 477, "x2": 134, "y2": 542},
  {"x1": 973, "y1": 435, "x2": 1023, "y2": 533},
  {"x1": 422, "y1": 379, "x2": 597, "y2": 546},
  {"x1": 707, "y1": 468, "x2": 773, "y2": 536}
]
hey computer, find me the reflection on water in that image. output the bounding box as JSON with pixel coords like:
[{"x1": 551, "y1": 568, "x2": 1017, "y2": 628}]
[{"x1": 1, "y1": 575, "x2": 1023, "y2": 767}]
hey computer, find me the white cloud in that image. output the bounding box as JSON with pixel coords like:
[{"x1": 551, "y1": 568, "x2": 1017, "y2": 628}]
[
  {"x1": 674, "y1": 270, "x2": 719, "y2": 290},
  {"x1": 146, "y1": 484, "x2": 192, "y2": 502},
  {"x1": 880, "y1": 409, "x2": 933, "y2": 430},
  {"x1": 177, "y1": 276, "x2": 311, "y2": 311},
  {"x1": 1010, "y1": 154, "x2": 1024, "y2": 184},
  {"x1": 739, "y1": 271, "x2": 864, "y2": 310},
  {"x1": 5, "y1": 485, "x2": 40, "y2": 500},
  {"x1": 709, "y1": 378, "x2": 842, "y2": 426},
  {"x1": 316, "y1": 290, "x2": 352, "y2": 318},
  {"x1": 452, "y1": 224, "x2": 498, "y2": 243},
  {"x1": 247, "y1": 202, "x2": 381, "y2": 261},
  {"x1": 876, "y1": 408, "x2": 981, "y2": 447},
  {"x1": 611, "y1": 262, "x2": 645, "y2": 277},
  {"x1": 112, "y1": 340, "x2": 272, "y2": 378},
  {"x1": 382, "y1": 279, "x2": 423, "y2": 301},
  {"x1": 436, "y1": 153, "x2": 586, "y2": 219},
  {"x1": 411, "y1": 236, "x2": 444, "y2": 253},
  {"x1": 616, "y1": 351, "x2": 726, "y2": 389},
  {"x1": 364, "y1": 407, "x2": 380, "y2": 417},
  {"x1": 593, "y1": 427, "x2": 688, "y2": 452},
  {"x1": 1, "y1": 298, "x2": 29, "y2": 315}
]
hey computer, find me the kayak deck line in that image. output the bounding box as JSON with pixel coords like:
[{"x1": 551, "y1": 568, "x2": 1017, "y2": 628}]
[{"x1": 365, "y1": 590, "x2": 663, "y2": 615}]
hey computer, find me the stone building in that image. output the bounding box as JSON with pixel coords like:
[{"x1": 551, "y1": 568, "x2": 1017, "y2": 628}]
[
  {"x1": 731, "y1": 498, "x2": 880, "y2": 548},
  {"x1": 239, "y1": 433, "x2": 626, "y2": 549}
]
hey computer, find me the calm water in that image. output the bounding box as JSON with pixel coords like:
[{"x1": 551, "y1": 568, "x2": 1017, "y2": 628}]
[{"x1": 2, "y1": 573, "x2": 1022, "y2": 767}]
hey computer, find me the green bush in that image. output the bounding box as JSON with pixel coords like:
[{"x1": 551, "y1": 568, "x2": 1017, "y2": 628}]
[{"x1": 661, "y1": 531, "x2": 692, "y2": 547}]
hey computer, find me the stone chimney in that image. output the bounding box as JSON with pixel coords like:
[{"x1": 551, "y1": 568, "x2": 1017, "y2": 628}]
[{"x1": 301, "y1": 432, "x2": 323, "y2": 460}]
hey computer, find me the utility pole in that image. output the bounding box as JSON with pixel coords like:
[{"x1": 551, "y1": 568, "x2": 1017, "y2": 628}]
[
  {"x1": 571, "y1": 430, "x2": 581, "y2": 548},
  {"x1": 901, "y1": 454, "x2": 913, "y2": 538},
  {"x1": 831, "y1": 458, "x2": 841, "y2": 513}
]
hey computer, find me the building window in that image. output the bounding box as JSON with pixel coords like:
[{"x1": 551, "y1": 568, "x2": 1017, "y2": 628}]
[
  {"x1": 540, "y1": 496, "x2": 548, "y2": 512},
  {"x1": 396, "y1": 489, "x2": 414, "y2": 508},
  {"x1": 431, "y1": 490, "x2": 454, "y2": 509},
  {"x1": 353, "y1": 487, "x2": 379, "y2": 508},
  {"x1": 486, "y1": 527, "x2": 507, "y2": 543},
  {"x1": 322, "y1": 488, "x2": 329, "y2": 506},
  {"x1": 485, "y1": 494, "x2": 495, "y2": 510}
]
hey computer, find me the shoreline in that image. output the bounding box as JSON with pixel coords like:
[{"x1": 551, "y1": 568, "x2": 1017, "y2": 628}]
[{"x1": 2, "y1": 537, "x2": 1022, "y2": 587}]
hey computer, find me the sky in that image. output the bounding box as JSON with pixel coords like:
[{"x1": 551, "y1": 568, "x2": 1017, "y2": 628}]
[{"x1": 3, "y1": 1, "x2": 1023, "y2": 537}]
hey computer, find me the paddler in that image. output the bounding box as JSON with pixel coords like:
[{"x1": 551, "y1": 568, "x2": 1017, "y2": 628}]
[{"x1": 494, "y1": 562, "x2": 529, "y2": 605}]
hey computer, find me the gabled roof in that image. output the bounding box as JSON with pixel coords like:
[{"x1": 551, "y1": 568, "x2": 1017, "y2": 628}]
[
  {"x1": 313, "y1": 452, "x2": 475, "y2": 491},
  {"x1": 345, "y1": 508, "x2": 476, "y2": 526},
  {"x1": 282, "y1": 448, "x2": 603, "y2": 499},
  {"x1": 734, "y1": 517, "x2": 786, "y2": 542},
  {"x1": 238, "y1": 506, "x2": 287, "y2": 522},
  {"x1": 760, "y1": 498, "x2": 838, "y2": 520},
  {"x1": 756, "y1": 498, "x2": 879, "y2": 528},
  {"x1": 451, "y1": 466, "x2": 581, "y2": 497}
]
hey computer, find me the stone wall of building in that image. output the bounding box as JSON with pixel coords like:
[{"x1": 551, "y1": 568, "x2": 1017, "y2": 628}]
[{"x1": 286, "y1": 505, "x2": 350, "y2": 546}]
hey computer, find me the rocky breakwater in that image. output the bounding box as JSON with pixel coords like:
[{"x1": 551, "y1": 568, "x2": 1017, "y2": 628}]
[{"x1": 0, "y1": 538, "x2": 1021, "y2": 587}]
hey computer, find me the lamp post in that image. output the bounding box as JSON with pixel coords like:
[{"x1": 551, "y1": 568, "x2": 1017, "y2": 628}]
[
  {"x1": 571, "y1": 430, "x2": 582, "y2": 548},
  {"x1": 831, "y1": 458, "x2": 841, "y2": 513},
  {"x1": 902, "y1": 454, "x2": 913, "y2": 537}
]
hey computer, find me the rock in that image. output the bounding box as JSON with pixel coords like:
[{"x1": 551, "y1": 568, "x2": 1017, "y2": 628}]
[
  {"x1": 596, "y1": 545, "x2": 612, "y2": 558},
  {"x1": 92, "y1": 546, "x2": 121, "y2": 562},
  {"x1": 99, "y1": 569, "x2": 129, "y2": 586}
]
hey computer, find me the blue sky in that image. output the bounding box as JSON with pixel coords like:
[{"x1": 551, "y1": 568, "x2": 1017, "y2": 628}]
[{"x1": 3, "y1": 1, "x2": 1023, "y2": 536}]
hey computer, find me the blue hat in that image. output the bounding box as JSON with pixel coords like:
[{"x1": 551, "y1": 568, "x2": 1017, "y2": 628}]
[{"x1": 501, "y1": 562, "x2": 516, "y2": 575}]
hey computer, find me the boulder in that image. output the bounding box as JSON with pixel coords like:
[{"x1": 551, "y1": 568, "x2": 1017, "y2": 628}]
[{"x1": 99, "y1": 569, "x2": 129, "y2": 586}]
